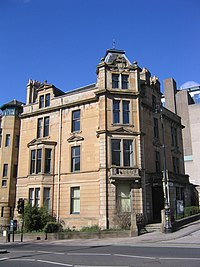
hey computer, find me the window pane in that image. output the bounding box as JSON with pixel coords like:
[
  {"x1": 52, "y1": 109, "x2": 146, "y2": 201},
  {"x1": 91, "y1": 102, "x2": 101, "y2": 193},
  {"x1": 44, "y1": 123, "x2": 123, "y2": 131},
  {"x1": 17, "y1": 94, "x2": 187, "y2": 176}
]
[
  {"x1": 111, "y1": 139, "x2": 121, "y2": 166},
  {"x1": 15, "y1": 135, "x2": 20, "y2": 148},
  {"x1": 35, "y1": 188, "x2": 40, "y2": 207},
  {"x1": 155, "y1": 151, "x2": 160, "y2": 172},
  {"x1": 44, "y1": 117, "x2": 50, "y2": 137},
  {"x1": 36, "y1": 149, "x2": 42, "y2": 173},
  {"x1": 112, "y1": 74, "x2": 119, "y2": 88},
  {"x1": 44, "y1": 188, "x2": 50, "y2": 211},
  {"x1": 117, "y1": 184, "x2": 131, "y2": 212},
  {"x1": 2, "y1": 180, "x2": 7, "y2": 187},
  {"x1": 123, "y1": 140, "x2": 133, "y2": 166},
  {"x1": 121, "y1": 74, "x2": 129, "y2": 89},
  {"x1": 37, "y1": 118, "x2": 43, "y2": 138},
  {"x1": 29, "y1": 188, "x2": 34, "y2": 207},
  {"x1": 113, "y1": 100, "x2": 120, "y2": 124},
  {"x1": 5, "y1": 134, "x2": 10, "y2": 147},
  {"x1": 71, "y1": 187, "x2": 80, "y2": 213},
  {"x1": 122, "y1": 101, "x2": 130, "y2": 124},
  {"x1": 71, "y1": 146, "x2": 80, "y2": 172},
  {"x1": 45, "y1": 149, "x2": 52, "y2": 173},
  {"x1": 30, "y1": 150, "x2": 36, "y2": 174},
  {"x1": 39, "y1": 95, "x2": 44, "y2": 108},
  {"x1": 72, "y1": 110, "x2": 80, "y2": 132},
  {"x1": 154, "y1": 118, "x2": 159, "y2": 138},
  {"x1": 45, "y1": 94, "x2": 50, "y2": 107},
  {"x1": 3, "y1": 164, "x2": 8, "y2": 177}
]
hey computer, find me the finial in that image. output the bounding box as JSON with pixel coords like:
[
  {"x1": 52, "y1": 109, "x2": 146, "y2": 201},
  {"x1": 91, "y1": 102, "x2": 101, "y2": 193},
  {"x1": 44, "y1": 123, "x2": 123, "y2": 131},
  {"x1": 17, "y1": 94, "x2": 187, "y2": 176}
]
[{"x1": 112, "y1": 39, "x2": 116, "y2": 49}]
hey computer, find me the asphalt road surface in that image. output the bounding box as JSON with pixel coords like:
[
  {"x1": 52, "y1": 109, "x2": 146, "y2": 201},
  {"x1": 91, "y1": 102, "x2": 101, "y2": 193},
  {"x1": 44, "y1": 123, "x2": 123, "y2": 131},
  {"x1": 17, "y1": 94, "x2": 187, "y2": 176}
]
[{"x1": 0, "y1": 241, "x2": 200, "y2": 267}]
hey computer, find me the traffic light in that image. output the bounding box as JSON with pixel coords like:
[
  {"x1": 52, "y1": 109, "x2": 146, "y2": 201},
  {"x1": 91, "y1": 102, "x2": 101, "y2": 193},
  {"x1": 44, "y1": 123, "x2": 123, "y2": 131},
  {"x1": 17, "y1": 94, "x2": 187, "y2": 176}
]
[{"x1": 17, "y1": 198, "x2": 24, "y2": 214}]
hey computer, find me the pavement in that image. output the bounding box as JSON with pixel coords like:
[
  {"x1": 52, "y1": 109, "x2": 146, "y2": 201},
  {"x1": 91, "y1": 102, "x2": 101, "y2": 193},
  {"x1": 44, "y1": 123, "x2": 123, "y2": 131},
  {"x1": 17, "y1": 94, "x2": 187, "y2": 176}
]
[{"x1": 1, "y1": 220, "x2": 200, "y2": 248}]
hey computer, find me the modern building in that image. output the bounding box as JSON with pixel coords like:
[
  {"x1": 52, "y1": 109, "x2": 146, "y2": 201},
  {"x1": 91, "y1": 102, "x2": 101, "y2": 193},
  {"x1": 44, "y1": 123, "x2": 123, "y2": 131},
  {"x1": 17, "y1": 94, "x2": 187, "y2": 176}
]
[
  {"x1": 0, "y1": 100, "x2": 24, "y2": 229},
  {"x1": 164, "y1": 79, "x2": 200, "y2": 203}
]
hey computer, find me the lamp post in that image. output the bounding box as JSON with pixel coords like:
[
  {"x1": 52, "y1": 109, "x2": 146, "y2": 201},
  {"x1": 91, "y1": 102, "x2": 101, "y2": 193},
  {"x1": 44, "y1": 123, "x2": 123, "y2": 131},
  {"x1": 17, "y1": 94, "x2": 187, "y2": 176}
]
[{"x1": 159, "y1": 104, "x2": 172, "y2": 233}]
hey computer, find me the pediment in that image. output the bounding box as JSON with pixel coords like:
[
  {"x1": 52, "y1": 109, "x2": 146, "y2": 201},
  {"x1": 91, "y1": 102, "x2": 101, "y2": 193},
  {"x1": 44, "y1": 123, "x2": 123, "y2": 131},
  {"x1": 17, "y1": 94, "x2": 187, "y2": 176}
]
[
  {"x1": 67, "y1": 134, "x2": 84, "y2": 143},
  {"x1": 111, "y1": 127, "x2": 138, "y2": 135},
  {"x1": 109, "y1": 55, "x2": 132, "y2": 71},
  {"x1": 27, "y1": 138, "x2": 57, "y2": 147}
]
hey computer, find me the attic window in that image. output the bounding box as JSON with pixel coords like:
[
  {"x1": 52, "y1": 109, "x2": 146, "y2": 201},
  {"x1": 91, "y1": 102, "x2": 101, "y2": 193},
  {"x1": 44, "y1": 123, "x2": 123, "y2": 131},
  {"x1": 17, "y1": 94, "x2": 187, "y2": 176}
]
[
  {"x1": 112, "y1": 74, "x2": 129, "y2": 89},
  {"x1": 39, "y1": 94, "x2": 50, "y2": 108}
]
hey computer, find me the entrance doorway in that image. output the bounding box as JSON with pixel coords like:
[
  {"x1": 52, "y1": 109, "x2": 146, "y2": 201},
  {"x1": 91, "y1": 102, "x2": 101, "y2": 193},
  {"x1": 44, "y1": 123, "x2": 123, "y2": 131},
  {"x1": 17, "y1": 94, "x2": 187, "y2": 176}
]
[{"x1": 152, "y1": 186, "x2": 164, "y2": 222}]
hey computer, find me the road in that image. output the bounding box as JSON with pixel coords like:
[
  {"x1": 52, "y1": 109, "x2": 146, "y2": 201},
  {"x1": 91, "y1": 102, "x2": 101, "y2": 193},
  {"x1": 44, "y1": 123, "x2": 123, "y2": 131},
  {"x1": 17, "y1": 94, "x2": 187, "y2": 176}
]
[{"x1": 0, "y1": 239, "x2": 200, "y2": 267}]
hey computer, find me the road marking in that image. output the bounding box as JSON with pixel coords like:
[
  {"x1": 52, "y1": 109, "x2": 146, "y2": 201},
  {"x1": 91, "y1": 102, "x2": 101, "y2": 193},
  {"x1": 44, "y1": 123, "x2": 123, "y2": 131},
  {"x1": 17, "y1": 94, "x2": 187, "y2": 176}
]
[
  {"x1": 10, "y1": 258, "x2": 36, "y2": 261},
  {"x1": 67, "y1": 253, "x2": 111, "y2": 256},
  {"x1": 37, "y1": 259, "x2": 73, "y2": 266},
  {"x1": 38, "y1": 250, "x2": 65, "y2": 255},
  {"x1": 160, "y1": 257, "x2": 200, "y2": 261},
  {"x1": 114, "y1": 253, "x2": 155, "y2": 260},
  {"x1": 0, "y1": 258, "x2": 9, "y2": 261}
]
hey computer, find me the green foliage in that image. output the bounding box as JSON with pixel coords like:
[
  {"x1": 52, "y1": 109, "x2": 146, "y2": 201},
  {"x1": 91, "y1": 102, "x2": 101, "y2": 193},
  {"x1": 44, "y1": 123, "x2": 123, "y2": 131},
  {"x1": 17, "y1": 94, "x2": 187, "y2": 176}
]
[
  {"x1": 184, "y1": 206, "x2": 200, "y2": 217},
  {"x1": 80, "y1": 225, "x2": 101, "y2": 232},
  {"x1": 44, "y1": 221, "x2": 63, "y2": 233},
  {"x1": 24, "y1": 203, "x2": 55, "y2": 232}
]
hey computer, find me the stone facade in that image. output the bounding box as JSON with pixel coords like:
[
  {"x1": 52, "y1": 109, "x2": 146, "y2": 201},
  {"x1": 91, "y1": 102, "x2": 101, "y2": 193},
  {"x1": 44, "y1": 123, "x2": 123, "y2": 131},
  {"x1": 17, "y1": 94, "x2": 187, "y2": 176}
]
[
  {"x1": 4, "y1": 49, "x2": 192, "y2": 230},
  {"x1": 0, "y1": 100, "x2": 23, "y2": 228},
  {"x1": 164, "y1": 79, "x2": 200, "y2": 204}
]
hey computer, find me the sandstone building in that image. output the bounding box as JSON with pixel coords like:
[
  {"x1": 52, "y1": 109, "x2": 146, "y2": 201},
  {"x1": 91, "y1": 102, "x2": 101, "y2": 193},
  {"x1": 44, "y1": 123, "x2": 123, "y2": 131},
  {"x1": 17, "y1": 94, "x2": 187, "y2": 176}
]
[
  {"x1": 13, "y1": 49, "x2": 192, "y2": 229},
  {"x1": 0, "y1": 100, "x2": 23, "y2": 228}
]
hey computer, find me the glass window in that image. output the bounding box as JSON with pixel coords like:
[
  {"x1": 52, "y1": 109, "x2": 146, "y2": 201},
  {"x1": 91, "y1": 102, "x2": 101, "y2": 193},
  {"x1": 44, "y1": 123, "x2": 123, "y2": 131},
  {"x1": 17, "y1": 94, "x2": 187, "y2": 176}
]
[
  {"x1": 29, "y1": 188, "x2": 34, "y2": 207},
  {"x1": 35, "y1": 188, "x2": 40, "y2": 207},
  {"x1": 154, "y1": 118, "x2": 159, "y2": 138},
  {"x1": 71, "y1": 187, "x2": 80, "y2": 214},
  {"x1": 117, "y1": 184, "x2": 131, "y2": 212},
  {"x1": 45, "y1": 149, "x2": 52, "y2": 173},
  {"x1": 30, "y1": 150, "x2": 36, "y2": 174},
  {"x1": 3, "y1": 164, "x2": 8, "y2": 177},
  {"x1": 13, "y1": 164, "x2": 18, "y2": 178},
  {"x1": 39, "y1": 95, "x2": 45, "y2": 108},
  {"x1": 122, "y1": 100, "x2": 130, "y2": 124},
  {"x1": 1, "y1": 207, "x2": 4, "y2": 218},
  {"x1": 15, "y1": 135, "x2": 20, "y2": 148},
  {"x1": 72, "y1": 110, "x2": 80, "y2": 132},
  {"x1": 0, "y1": 134, "x2": 2, "y2": 148},
  {"x1": 2, "y1": 180, "x2": 7, "y2": 187},
  {"x1": 152, "y1": 95, "x2": 157, "y2": 111},
  {"x1": 123, "y1": 140, "x2": 133, "y2": 167},
  {"x1": 112, "y1": 74, "x2": 119, "y2": 88},
  {"x1": 44, "y1": 188, "x2": 50, "y2": 211},
  {"x1": 111, "y1": 139, "x2": 121, "y2": 166},
  {"x1": 37, "y1": 118, "x2": 43, "y2": 138},
  {"x1": 44, "y1": 117, "x2": 50, "y2": 137},
  {"x1": 36, "y1": 149, "x2": 42, "y2": 173},
  {"x1": 113, "y1": 100, "x2": 120, "y2": 124},
  {"x1": 5, "y1": 134, "x2": 10, "y2": 147},
  {"x1": 121, "y1": 74, "x2": 129, "y2": 89},
  {"x1": 71, "y1": 146, "x2": 80, "y2": 172},
  {"x1": 155, "y1": 151, "x2": 160, "y2": 172},
  {"x1": 45, "y1": 93, "x2": 50, "y2": 107}
]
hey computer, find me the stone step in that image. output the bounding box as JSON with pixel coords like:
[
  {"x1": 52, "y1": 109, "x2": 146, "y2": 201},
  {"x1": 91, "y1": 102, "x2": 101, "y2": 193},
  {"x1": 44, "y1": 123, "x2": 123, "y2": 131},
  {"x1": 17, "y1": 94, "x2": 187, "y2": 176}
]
[{"x1": 145, "y1": 223, "x2": 162, "y2": 233}]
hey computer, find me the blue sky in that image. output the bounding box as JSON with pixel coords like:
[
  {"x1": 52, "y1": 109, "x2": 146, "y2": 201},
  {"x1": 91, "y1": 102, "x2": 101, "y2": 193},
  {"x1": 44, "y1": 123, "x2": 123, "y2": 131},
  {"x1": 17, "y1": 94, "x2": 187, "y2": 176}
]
[{"x1": 0, "y1": 0, "x2": 199, "y2": 106}]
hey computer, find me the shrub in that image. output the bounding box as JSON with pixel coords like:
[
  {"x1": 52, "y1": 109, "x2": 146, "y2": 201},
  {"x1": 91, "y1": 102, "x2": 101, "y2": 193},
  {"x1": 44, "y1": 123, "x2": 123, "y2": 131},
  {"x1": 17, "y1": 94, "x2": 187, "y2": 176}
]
[
  {"x1": 184, "y1": 206, "x2": 200, "y2": 217},
  {"x1": 44, "y1": 221, "x2": 63, "y2": 233},
  {"x1": 24, "y1": 203, "x2": 56, "y2": 232},
  {"x1": 80, "y1": 225, "x2": 100, "y2": 232}
]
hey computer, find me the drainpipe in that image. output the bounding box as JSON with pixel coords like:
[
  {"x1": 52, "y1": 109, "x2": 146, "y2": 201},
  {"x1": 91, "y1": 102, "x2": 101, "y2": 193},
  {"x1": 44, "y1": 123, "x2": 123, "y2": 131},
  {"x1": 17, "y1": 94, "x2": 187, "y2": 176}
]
[{"x1": 56, "y1": 105, "x2": 62, "y2": 221}]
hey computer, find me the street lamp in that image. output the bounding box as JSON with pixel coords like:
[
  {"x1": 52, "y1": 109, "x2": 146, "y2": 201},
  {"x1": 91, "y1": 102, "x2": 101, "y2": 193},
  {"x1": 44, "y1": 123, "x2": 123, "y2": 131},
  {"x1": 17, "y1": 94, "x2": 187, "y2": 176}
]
[{"x1": 158, "y1": 104, "x2": 172, "y2": 233}]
